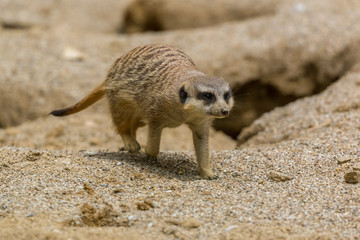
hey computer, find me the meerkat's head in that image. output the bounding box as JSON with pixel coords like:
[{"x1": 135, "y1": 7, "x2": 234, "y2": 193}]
[{"x1": 179, "y1": 76, "x2": 233, "y2": 118}]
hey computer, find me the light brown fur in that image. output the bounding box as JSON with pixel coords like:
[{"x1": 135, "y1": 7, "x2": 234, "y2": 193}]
[{"x1": 51, "y1": 44, "x2": 233, "y2": 179}]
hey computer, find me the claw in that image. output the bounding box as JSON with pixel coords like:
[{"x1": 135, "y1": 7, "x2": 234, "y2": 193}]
[
  {"x1": 146, "y1": 155, "x2": 157, "y2": 162},
  {"x1": 199, "y1": 170, "x2": 218, "y2": 180},
  {"x1": 120, "y1": 141, "x2": 141, "y2": 153},
  {"x1": 208, "y1": 175, "x2": 219, "y2": 180}
]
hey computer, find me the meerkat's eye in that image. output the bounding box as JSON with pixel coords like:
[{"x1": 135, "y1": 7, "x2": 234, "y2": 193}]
[
  {"x1": 199, "y1": 92, "x2": 216, "y2": 102},
  {"x1": 224, "y1": 91, "x2": 231, "y2": 102},
  {"x1": 179, "y1": 86, "x2": 188, "y2": 104}
]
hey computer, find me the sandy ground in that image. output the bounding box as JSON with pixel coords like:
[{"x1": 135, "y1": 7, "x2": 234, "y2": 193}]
[
  {"x1": 1, "y1": 118, "x2": 360, "y2": 239},
  {"x1": 1, "y1": 74, "x2": 359, "y2": 239},
  {"x1": 1, "y1": 0, "x2": 360, "y2": 239}
]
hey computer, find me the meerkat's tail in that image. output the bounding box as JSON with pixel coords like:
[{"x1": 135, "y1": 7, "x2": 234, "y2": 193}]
[{"x1": 50, "y1": 81, "x2": 105, "y2": 117}]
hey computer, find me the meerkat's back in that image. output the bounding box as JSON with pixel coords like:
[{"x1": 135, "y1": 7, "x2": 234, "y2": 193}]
[{"x1": 105, "y1": 44, "x2": 197, "y2": 99}]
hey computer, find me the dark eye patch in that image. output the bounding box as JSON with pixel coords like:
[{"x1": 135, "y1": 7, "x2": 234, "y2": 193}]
[
  {"x1": 224, "y1": 91, "x2": 231, "y2": 102},
  {"x1": 198, "y1": 92, "x2": 216, "y2": 102},
  {"x1": 179, "y1": 86, "x2": 188, "y2": 104}
]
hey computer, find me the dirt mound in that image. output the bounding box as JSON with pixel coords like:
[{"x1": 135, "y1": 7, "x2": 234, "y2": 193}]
[
  {"x1": 2, "y1": 0, "x2": 360, "y2": 138},
  {"x1": 65, "y1": 203, "x2": 128, "y2": 227},
  {"x1": 120, "y1": 0, "x2": 282, "y2": 33},
  {"x1": 238, "y1": 67, "x2": 360, "y2": 147}
]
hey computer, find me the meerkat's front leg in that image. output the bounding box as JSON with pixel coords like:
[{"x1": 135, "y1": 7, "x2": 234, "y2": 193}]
[
  {"x1": 145, "y1": 121, "x2": 163, "y2": 160},
  {"x1": 189, "y1": 121, "x2": 215, "y2": 179}
]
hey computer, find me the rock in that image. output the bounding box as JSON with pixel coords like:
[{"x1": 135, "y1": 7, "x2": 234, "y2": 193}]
[
  {"x1": 120, "y1": 0, "x2": 282, "y2": 33},
  {"x1": 344, "y1": 171, "x2": 359, "y2": 184},
  {"x1": 136, "y1": 200, "x2": 154, "y2": 211},
  {"x1": 144, "y1": 200, "x2": 155, "y2": 208},
  {"x1": 83, "y1": 182, "x2": 95, "y2": 195},
  {"x1": 5, "y1": 127, "x2": 19, "y2": 136},
  {"x1": 337, "y1": 156, "x2": 351, "y2": 165},
  {"x1": 2, "y1": 0, "x2": 360, "y2": 139},
  {"x1": 26, "y1": 152, "x2": 42, "y2": 161},
  {"x1": 26, "y1": 212, "x2": 38, "y2": 218},
  {"x1": 224, "y1": 225, "x2": 238, "y2": 233},
  {"x1": 66, "y1": 203, "x2": 127, "y2": 227},
  {"x1": 113, "y1": 188, "x2": 124, "y2": 194},
  {"x1": 353, "y1": 166, "x2": 360, "y2": 171},
  {"x1": 0, "y1": 0, "x2": 131, "y2": 128},
  {"x1": 1, "y1": 21, "x2": 31, "y2": 30},
  {"x1": 161, "y1": 227, "x2": 186, "y2": 239},
  {"x1": 181, "y1": 217, "x2": 201, "y2": 229},
  {"x1": 62, "y1": 47, "x2": 85, "y2": 61},
  {"x1": 268, "y1": 170, "x2": 293, "y2": 182},
  {"x1": 167, "y1": 216, "x2": 201, "y2": 229},
  {"x1": 237, "y1": 70, "x2": 360, "y2": 147},
  {"x1": 136, "y1": 202, "x2": 150, "y2": 211}
]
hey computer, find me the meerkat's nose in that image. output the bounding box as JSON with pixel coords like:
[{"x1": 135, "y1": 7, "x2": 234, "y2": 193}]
[{"x1": 221, "y1": 109, "x2": 229, "y2": 116}]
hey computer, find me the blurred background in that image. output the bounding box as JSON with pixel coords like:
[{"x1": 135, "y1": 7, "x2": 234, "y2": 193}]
[{"x1": 0, "y1": 0, "x2": 359, "y2": 147}]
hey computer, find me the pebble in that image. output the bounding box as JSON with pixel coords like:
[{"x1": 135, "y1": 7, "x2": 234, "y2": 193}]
[
  {"x1": 5, "y1": 127, "x2": 19, "y2": 136},
  {"x1": 337, "y1": 156, "x2": 351, "y2": 164},
  {"x1": 168, "y1": 217, "x2": 201, "y2": 229},
  {"x1": 268, "y1": 170, "x2": 293, "y2": 182},
  {"x1": 81, "y1": 151, "x2": 98, "y2": 157},
  {"x1": 344, "y1": 171, "x2": 359, "y2": 184},
  {"x1": 353, "y1": 166, "x2": 360, "y2": 171},
  {"x1": 136, "y1": 203, "x2": 150, "y2": 211},
  {"x1": 26, "y1": 152, "x2": 42, "y2": 162},
  {"x1": 162, "y1": 227, "x2": 185, "y2": 239},
  {"x1": 113, "y1": 188, "x2": 124, "y2": 194},
  {"x1": 26, "y1": 212, "x2": 37, "y2": 218},
  {"x1": 83, "y1": 182, "x2": 95, "y2": 195},
  {"x1": 136, "y1": 200, "x2": 154, "y2": 211},
  {"x1": 224, "y1": 225, "x2": 238, "y2": 232},
  {"x1": 181, "y1": 217, "x2": 201, "y2": 229},
  {"x1": 62, "y1": 47, "x2": 85, "y2": 61},
  {"x1": 355, "y1": 78, "x2": 360, "y2": 86}
]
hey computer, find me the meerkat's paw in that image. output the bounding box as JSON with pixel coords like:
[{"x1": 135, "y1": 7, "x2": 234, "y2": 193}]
[
  {"x1": 199, "y1": 169, "x2": 217, "y2": 180},
  {"x1": 146, "y1": 154, "x2": 158, "y2": 162},
  {"x1": 145, "y1": 147, "x2": 159, "y2": 162},
  {"x1": 145, "y1": 146, "x2": 159, "y2": 159},
  {"x1": 124, "y1": 140, "x2": 141, "y2": 153}
]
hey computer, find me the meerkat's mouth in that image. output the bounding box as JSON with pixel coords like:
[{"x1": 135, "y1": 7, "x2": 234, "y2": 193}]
[
  {"x1": 213, "y1": 115, "x2": 227, "y2": 119},
  {"x1": 209, "y1": 113, "x2": 228, "y2": 118}
]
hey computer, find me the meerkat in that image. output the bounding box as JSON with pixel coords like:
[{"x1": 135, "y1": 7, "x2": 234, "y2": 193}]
[{"x1": 51, "y1": 44, "x2": 233, "y2": 179}]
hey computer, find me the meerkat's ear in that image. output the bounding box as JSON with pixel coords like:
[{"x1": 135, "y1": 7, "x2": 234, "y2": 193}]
[{"x1": 179, "y1": 85, "x2": 188, "y2": 104}]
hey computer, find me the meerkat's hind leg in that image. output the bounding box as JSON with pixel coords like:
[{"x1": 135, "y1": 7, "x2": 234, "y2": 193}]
[
  {"x1": 113, "y1": 117, "x2": 141, "y2": 153},
  {"x1": 121, "y1": 132, "x2": 141, "y2": 153}
]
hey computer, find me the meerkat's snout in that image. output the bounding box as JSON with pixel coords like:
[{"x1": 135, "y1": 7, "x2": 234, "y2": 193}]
[{"x1": 208, "y1": 97, "x2": 232, "y2": 118}]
